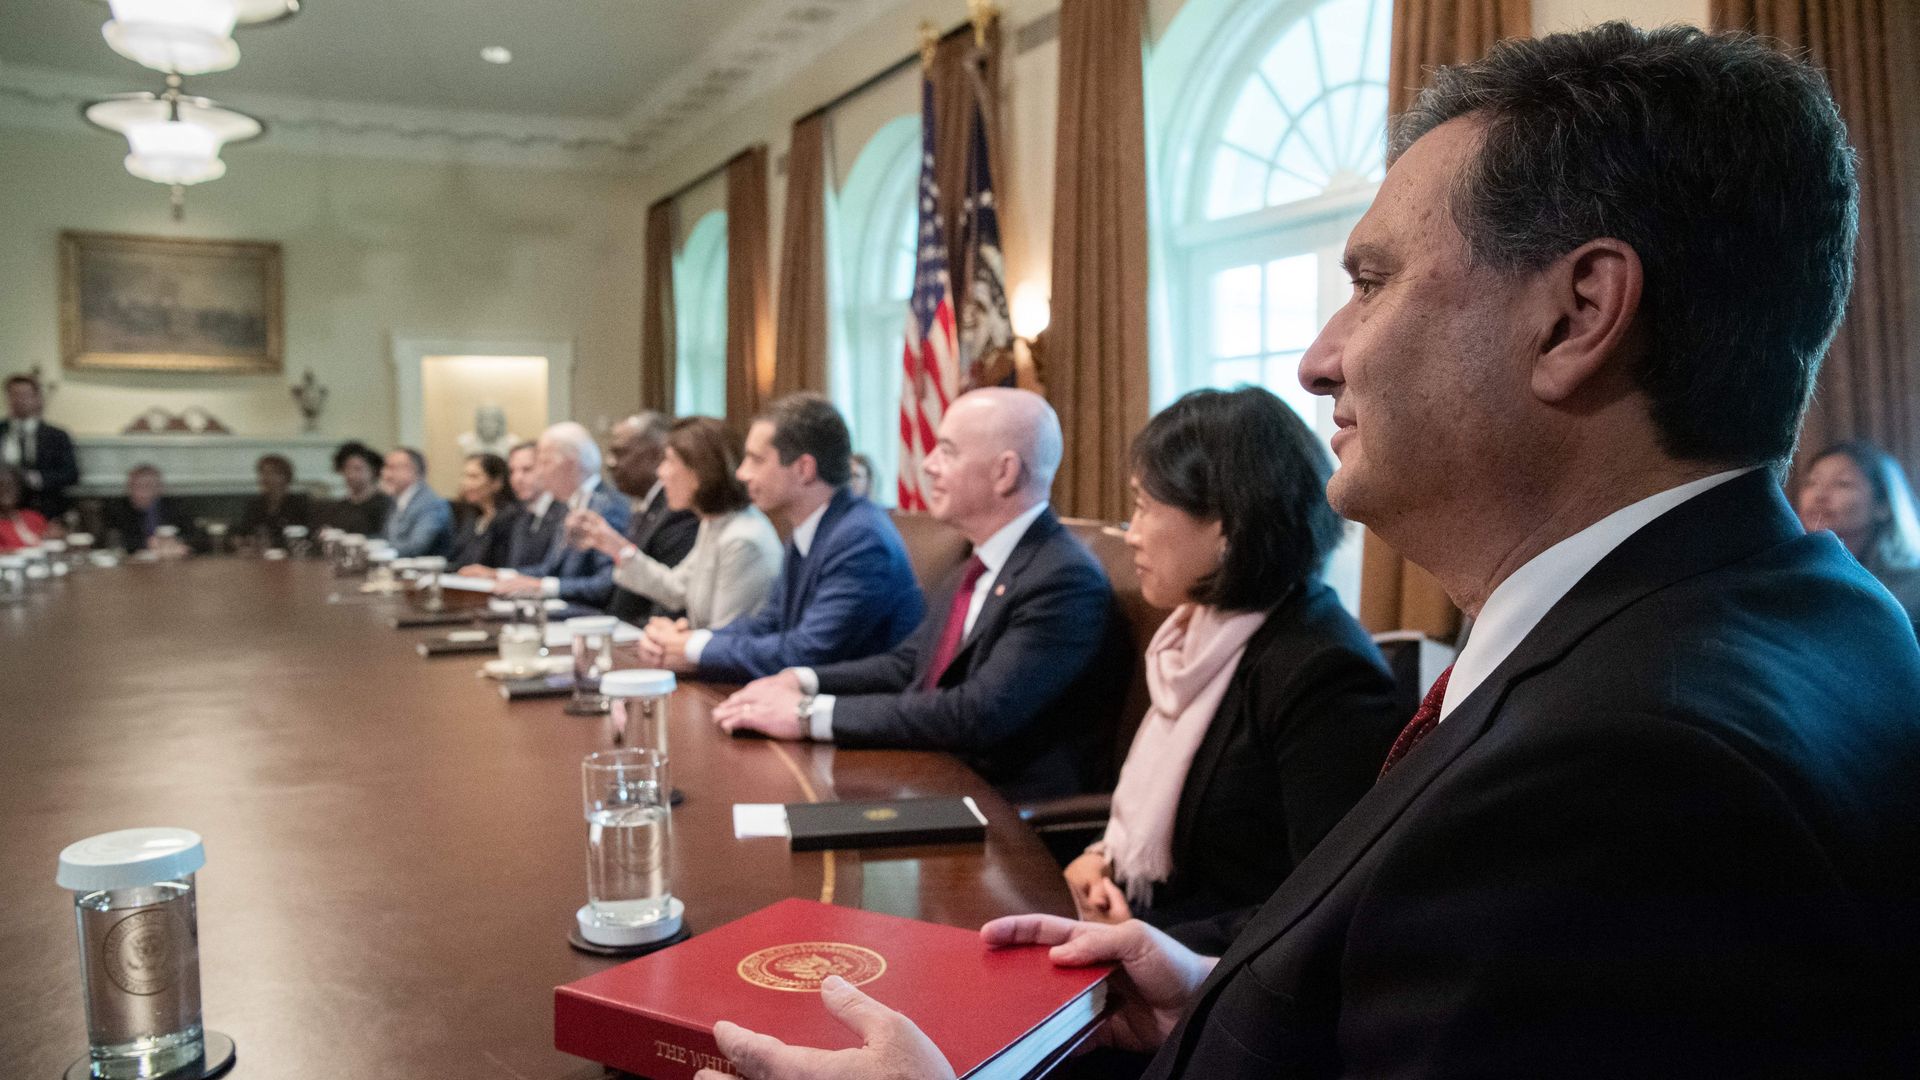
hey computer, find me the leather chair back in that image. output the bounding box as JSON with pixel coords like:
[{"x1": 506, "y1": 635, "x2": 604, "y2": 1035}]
[
  {"x1": 888, "y1": 510, "x2": 972, "y2": 598},
  {"x1": 1062, "y1": 518, "x2": 1168, "y2": 780}
]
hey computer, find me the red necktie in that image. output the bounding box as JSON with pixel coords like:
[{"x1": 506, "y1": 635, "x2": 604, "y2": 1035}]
[
  {"x1": 1378, "y1": 664, "x2": 1454, "y2": 779},
  {"x1": 923, "y1": 555, "x2": 988, "y2": 690}
]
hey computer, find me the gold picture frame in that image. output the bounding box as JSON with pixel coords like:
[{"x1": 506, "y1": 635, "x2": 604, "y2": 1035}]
[{"x1": 60, "y1": 230, "x2": 283, "y2": 373}]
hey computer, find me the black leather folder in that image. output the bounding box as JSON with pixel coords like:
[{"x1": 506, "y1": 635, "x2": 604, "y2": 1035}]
[{"x1": 784, "y1": 796, "x2": 988, "y2": 851}]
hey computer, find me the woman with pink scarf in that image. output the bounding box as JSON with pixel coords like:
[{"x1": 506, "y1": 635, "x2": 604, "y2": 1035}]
[{"x1": 1064, "y1": 387, "x2": 1404, "y2": 952}]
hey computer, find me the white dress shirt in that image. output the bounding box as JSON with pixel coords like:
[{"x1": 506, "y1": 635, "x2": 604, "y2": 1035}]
[
  {"x1": 541, "y1": 475, "x2": 603, "y2": 596},
  {"x1": 1441, "y1": 468, "x2": 1756, "y2": 720},
  {"x1": 685, "y1": 499, "x2": 830, "y2": 665},
  {"x1": 4, "y1": 417, "x2": 37, "y2": 475},
  {"x1": 393, "y1": 482, "x2": 420, "y2": 516},
  {"x1": 798, "y1": 500, "x2": 1050, "y2": 741}
]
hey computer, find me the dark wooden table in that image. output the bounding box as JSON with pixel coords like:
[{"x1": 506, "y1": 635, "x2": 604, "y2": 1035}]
[{"x1": 0, "y1": 561, "x2": 1072, "y2": 1078}]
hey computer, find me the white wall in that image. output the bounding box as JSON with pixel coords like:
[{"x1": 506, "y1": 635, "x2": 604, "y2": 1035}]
[{"x1": 0, "y1": 125, "x2": 646, "y2": 447}]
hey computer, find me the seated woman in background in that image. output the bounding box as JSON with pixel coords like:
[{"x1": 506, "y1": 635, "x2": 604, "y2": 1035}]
[
  {"x1": 1065, "y1": 386, "x2": 1404, "y2": 953},
  {"x1": 567, "y1": 417, "x2": 781, "y2": 630},
  {"x1": 323, "y1": 441, "x2": 392, "y2": 536},
  {"x1": 0, "y1": 465, "x2": 50, "y2": 551},
  {"x1": 448, "y1": 452, "x2": 518, "y2": 569},
  {"x1": 1796, "y1": 439, "x2": 1920, "y2": 626},
  {"x1": 236, "y1": 453, "x2": 313, "y2": 546}
]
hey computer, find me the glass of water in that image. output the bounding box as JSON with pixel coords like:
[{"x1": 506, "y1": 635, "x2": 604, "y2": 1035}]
[
  {"x1": 566, "y1": 616, "x2": 618, "y2": 715},
  {"x1": 581, "y1": 749, "x2": 672, "y2": 929}
]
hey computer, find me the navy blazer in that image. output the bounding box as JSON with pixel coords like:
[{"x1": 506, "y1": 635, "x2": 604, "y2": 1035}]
[
  {"x1": 0, "y1": 419, "x2": 80, "y2": 518},
  {"x1": 516, "y1": 483, "x2": 629, "y2": 610},
  {"x1": 505, "y1": 498, "x2": 564, "y2": 568},
  {"x1": 696, "y1": 488, "x2": 923, "y2": 683},
  {"x1": 1145, "y1": 470, "x2": 1920, "y2": 1079},
  {"x1": 383, "y1": 486, "x2": 453, "y2": 558},
  {"x1": 814, "y1": 507, "x2": 1129, "y2": 800}
]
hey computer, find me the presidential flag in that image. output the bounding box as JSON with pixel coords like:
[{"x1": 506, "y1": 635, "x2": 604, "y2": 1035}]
[
  {"x1": 898, "y1": 77, "x2": 959, "y2": 512},
  {"x1": 957, "y1": 50, "x2": 1012, "y2": 387}
]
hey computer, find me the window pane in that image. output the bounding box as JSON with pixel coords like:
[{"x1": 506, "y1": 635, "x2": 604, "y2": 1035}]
[
  {"x1": 1210, "y1": 265, "x2": 1263, "y2": 357},
  {"x1": 1207, "y1": 145, "x2": 1270, "y2": 220},
  {"x1": 1264, "y1": 352, "x2": 1318, "y2": 418},
  {"x1": 1258, "y1": 21, "x2": 1322, "y2": 116},
  {"x1": 1222, "y1": 80, "x2": 1286, "y2": 163},
  {"x1": 1313, "y1": 0, "x2": 1374, "y2": 91},
  {"x1": 1211, "y1": 357, "x2": 1261, "y2": 389},
  {"x1": 1264, "y1": 254, "x2": 1318, "y2": 354}
]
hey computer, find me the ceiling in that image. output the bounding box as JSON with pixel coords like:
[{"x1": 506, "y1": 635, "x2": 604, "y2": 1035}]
[{"x1": 0, "y1": 0, "x2": 856, "y2": 122}]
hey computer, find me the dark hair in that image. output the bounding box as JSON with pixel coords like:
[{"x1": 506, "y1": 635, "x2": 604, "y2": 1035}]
[
  {"x1": 332, "y1": 441, "x2": 383, "y2": 475},
  {"x1": 1393, "y1": 22, "x2": 1857, "y2": 467},
  {"x1": 127, "y1": 463, "x2": 162, "y2": 482},
  {"x1": 1807, "y1": 441, "x2": 1920, "y2": 570},
  {"x1": 5, "y1": 374, "x2": 40, "y2": 394},
  {"x1": 667, "y1": 417, "x2": 750, "y2": 516},
  {"x1": 394, "y1": 446, "x2": 428, "y2": 478},
  {"x1": 1130, "y1": 387, "x2": 1344, "y2": 611},
  {"x1": 465, "y1": 452, "x2": 509, "y2": 503},
  {"x1": 255, "y1": 453, "x2": 294, "y2": 481},
  {"x1": 757, "y1": 393, "x2": 852, "y2": 486}
]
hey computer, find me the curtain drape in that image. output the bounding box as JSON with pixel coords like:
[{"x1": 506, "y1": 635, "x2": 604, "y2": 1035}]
[
  {"x1": 773, "y1": 114, "x2": 832, "y2": 397},
  {"x1": 1355, "y1": 0, "x2": 1530, "y2": 640},
  {"x1": 930, "y1": 22, "x2": 1010, "y2": 297},
  {"x1": 1048, "y1": 0, "x2": 1151, "y2": 522},
  {"x1": 640, "y1": 198, "x2": 678, "y2": 414},
  {"x1": 724, "y1": 146, "x2": 775, "y2": 431},
  {"x1": 1712, "y1": 0, "x2": 1919, "y2": 479}
]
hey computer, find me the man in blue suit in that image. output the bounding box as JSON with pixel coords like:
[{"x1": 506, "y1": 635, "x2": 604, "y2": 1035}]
[
  {"x1": 639, "y1": 393, "x2": 921, "y2": 682},
  {"x1": 487, "y1": 422, "x2": 629, "y2": 611},
  {"x1": 379, "y1": 447, "x2": 452, "y2": 557}
]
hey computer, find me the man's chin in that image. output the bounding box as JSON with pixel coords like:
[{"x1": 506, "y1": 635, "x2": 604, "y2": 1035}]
[{"x1": 1323, "y1": 467, "x2": 1376, "y2": 526}]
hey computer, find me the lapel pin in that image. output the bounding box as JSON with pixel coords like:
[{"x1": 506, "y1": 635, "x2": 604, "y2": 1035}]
[{"x1": 994, "y1": 584, "x2": 1006, "y2": 597}]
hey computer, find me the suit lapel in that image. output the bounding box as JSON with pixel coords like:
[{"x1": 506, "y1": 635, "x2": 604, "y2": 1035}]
[
  {"x1": 1161, "y1": 471, "x2": 1803, "y2": 1071},
  {"x1": 945, "y1": 510, "x2": 1056, "y2": 679},
  {"x1": 787, "y1": 489, "x2": 854, "y2": 624}
]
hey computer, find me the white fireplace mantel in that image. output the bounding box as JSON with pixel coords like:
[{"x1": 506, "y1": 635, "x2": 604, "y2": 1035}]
[{"x1": 73, "y1": 435, "x2": 345, "y2": 498}]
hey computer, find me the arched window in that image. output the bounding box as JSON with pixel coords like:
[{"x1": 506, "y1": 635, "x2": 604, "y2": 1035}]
[
  {"x1": 1152, "y1": 0, "x2": 1390, "y2": 426},
  {"x1": 1149, "y1": 0, "x2": 1391, "y2": 611},
  {"x1": 673, "y1": 210, "x2": 728, "y2": 419},
  {"x1": 828, "y1": 114, "x2": 921, "y2": 504}
]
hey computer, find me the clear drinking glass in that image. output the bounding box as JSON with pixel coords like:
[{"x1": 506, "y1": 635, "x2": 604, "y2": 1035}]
[
  {"x1": 366, "y1": 548, "x2": 396, "y2": 590},
  {"x1": 0, "y1": 555, "x2": 26, "y2": 602},
  {"x1": 601, "y1": 669, "x2": 676, "y2": 753},
  {"x1": 415, "y1": 555, "x2": 446, "y2": 611},
  {"x1": 58, "y1": 828, "x2": 208, "y2": 1080},
  {"x1": 566, "y1": 616, "x2": 618, "y2": 715},
  {"x1": 283, "y1": 525, "x2": 312, "y2": 559},
  {"x1": 580, "y1": 749, "x2": 672, "y2": 928}
]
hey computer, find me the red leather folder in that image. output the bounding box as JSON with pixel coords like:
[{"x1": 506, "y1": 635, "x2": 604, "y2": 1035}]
[{"x1": 554, "y1": 898, "x2": 1110, "y2": 1079}]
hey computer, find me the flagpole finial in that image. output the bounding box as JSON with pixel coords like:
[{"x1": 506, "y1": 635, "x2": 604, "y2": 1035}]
[
  {"x1": 920, "y1": 20, "x2": 940, "y2": 70},
  {"x1": 968, "y1": 0, "x2": 998, "y2": 48}
]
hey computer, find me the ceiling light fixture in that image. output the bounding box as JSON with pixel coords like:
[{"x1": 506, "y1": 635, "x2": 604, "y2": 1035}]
[
  {"x1": 480, "y1": 46, "x2": 513, "y2": 64},
  {"x1": 83, "y1": 75, "x2": 266, "y2": 219},
  {"x1": 97, "y1": 0, "x2": 301, "y2": 76}
]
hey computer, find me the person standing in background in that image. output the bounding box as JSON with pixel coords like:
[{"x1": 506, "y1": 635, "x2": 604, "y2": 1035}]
[{"x1": 1, "y1": 374, "x2": 79, "y2": 521}]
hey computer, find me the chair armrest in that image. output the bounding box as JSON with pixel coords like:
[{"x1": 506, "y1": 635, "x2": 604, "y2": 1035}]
[{"x1": 1017, "y1": 792, "x2": 1113, "y2": 831}]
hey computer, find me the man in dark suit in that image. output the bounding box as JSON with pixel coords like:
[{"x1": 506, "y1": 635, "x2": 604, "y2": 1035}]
[
  {"x1": 711, "y1": 389, "x2": 1125, "y2": 800},
  {"x1": 101, "y1": 464, "x2": 199, "y2": 555},
  {"x1": 2, "y1": 374, "x2": 79, "y2": 520},
  {"x1": 601, "y1": 412, "x2": 697, "y2": 623},
  {"x1": 694, "y1": 25, "x2": 1920, "y2": 1080},
  {"x1": 483, "y1": 422, "x2": 629, "y2": 611},
  {"x1": 495, "y1": 441, "x2": 562, "y2": 568},
  {"x1": 639, "y1": 393, "x2": 921, "y2": 682}
]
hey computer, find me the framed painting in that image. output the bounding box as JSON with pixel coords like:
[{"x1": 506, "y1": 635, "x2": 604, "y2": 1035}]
[{"x1": 60, "y1": 231, "x2": 283, "y2": 373}]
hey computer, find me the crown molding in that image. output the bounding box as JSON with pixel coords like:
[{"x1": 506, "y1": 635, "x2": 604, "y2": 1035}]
[{"x1": 0, "y1": 60, "x2": 643, "y2": 172}]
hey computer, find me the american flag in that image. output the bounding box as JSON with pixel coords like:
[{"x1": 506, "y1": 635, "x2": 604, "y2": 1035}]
[{"x1": 898, "y1": 77, "x2": 959, "y2": 513}]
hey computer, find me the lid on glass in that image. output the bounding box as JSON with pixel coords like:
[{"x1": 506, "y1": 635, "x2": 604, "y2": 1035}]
[
  {"x1": 67, "y1": 532, "x2": 95, "y2": 546},
  {"x1": 57, "y1": 827, "x2": 205, "y2": 892},
  {"x1": 0, "y1": 555, "x2": 25, "y2": 569},
  {"x1": 284, "y1": 525, "x2": 310, "y2": 538},
  {"x1": 342, "y1": 534, "x2": 367, "y2": 546},
  {"x1": 565, "y1": 616, "x2": 619, "y2": 636},
  {"x1": 601, "y1": 669, "x2": 676, "y2": 697},
  {"x1": 414, "y1": 555, "x2": 446, "y2": 571},
  {"x1": 154, "y1": 525, "x2": 180, "y2": 538},
  {"x1": 43, "y1": 539, "x2": 67, "y2": 554}
]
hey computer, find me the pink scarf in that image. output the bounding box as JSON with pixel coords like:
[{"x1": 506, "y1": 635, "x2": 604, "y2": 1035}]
[{"x1": 1104, "y1": 603, "x2": 1266, "y2": 907}]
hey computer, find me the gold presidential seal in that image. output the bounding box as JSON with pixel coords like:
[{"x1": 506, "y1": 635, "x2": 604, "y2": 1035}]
[
  {"x1": 861, "y1": 807, "x2": 899, "y2": 822},
  {"x1": 103, "y1": 909, "x2": 179, "y2": 996},
  {"x1": 737, "y1": 942, "x2": 887, "y2": 992}
]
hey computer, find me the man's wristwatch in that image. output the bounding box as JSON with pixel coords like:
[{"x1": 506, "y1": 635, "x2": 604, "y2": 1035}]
[
  {"x1": 616, "y1": 543, "x2": 638, "y2": 565},
  {"x1": 796, "y1": 694, "x2": 817, "y2": 732}
]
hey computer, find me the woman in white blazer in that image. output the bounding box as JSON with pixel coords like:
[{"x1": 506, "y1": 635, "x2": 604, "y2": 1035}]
[{"x1": 570, "y1": 417, "x2": 781, "y2": 630}]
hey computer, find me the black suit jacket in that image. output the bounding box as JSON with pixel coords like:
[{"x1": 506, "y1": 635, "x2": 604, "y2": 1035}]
[
  {"x1": 505, "y1": 499, "x2": 565, "y2": 568},
  {"x1": 609, "y1": 490, "x2": 698, "y2": 624},
  {"x1": 448, "y1": 502, "x2": 521, "y2": 569},
  {"x1": 101, "y1": 497, "x2": 201, "y2": 554},
  {"x1": 0, "y1": 419, "x2": 80, "y2": 518},
  {"x1": 235, "y1": 492, "x2": 314, "y2": 542},
  {"x1": 815, "y1": 507, "x2": 1130, "y2": 801},
  {"x1": 1145, "y1": 471, "x2": 1920, "y2": 1078},
  {"x1": 1140, "y1": 582, "x2": 1403, "y2": 953}
]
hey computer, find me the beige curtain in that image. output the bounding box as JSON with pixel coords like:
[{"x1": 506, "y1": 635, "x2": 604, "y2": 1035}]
[
  {"x1": 773, "y1": 114, "x2": 831, "y2": 397},
  {"x1": 1356, "y1": 0, "x2": 1530, "y2": 640},
  {"x1": 1713, "y1": 0, "x2": 1919, "y2": 478},
  {"x1": 725, "y1": 146, "x2": 775, "y2": 431},
  {"x1": 640, "y1": 198, "x2": 678, "y2": 414},
  {"x1": 1048, "y1": 0, "x2": 1151, "y2": 522}
]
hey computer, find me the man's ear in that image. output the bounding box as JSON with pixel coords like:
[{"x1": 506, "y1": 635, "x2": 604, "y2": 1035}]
[
  {"x1": 793, "y1": 453, "x2": 819, "y2": 486},
  {"x1": 1530, "y1": 238, "x2": 1643, "y2": 404},
  {"x1": 993, "y1": 451, "x2": 1024, "y2": 497}
]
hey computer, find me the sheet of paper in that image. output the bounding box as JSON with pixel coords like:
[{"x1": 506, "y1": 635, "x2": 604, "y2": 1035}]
[
  {"x1": 542, "y1": 620, "x2": 644, "y2": 648},
  {"x1": 435, "y1": 575, "x2": 497, "y2": 593},
  {"x1": 732, "y1": 804, "x2": 790, "y2": 839}
]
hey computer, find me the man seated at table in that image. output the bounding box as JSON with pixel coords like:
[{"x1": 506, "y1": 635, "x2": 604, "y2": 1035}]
[
  {"x1": 466, "y1": 422, "x2": 629, "y2": 611},
  {"x1": 711, "y1": 388, "x2": 1123, "y2": 800},
  {"x1": 102, "y1": 463, "x2": 199, "y2": 556},
  {"x1": 500, "y1": 440, "x2": 562, "y2": 566},
  {"x1": 379, "y1": 447, "x2": 452, "y2": 557},
  {"x1": 638, "y1": 393, "x2": 922, "y2": 681}
]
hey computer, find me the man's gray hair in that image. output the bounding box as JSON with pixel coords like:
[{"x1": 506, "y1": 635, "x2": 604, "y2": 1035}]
[
  {"x1": 541, "y1": 421, "x2": 603, "y2": 476},
  {"x1": 619, "y1": 411, "x2": 673, "y2": 446}
]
